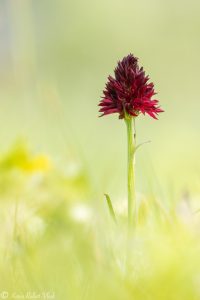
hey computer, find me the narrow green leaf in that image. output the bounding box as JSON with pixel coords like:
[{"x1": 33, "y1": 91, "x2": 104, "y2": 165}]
[
  {"x1": 135, "y1": 140, "x2": 151, "y2": 152},
  {"x1": 104, "y1": 194, "x2": 117, "y2": 224}
]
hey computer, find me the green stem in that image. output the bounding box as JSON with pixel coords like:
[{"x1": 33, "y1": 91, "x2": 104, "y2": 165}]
[{"x1": 125, "y1": 117, "x2": 136, "y2": 231}]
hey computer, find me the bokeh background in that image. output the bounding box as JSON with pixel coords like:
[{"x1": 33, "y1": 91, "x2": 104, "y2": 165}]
[
  {"x1": 0, "y1": 1, "x2": 200, "y2": 299},
  {"x1": 1, "y1": 0, "x2": 200, "y2": 198}
]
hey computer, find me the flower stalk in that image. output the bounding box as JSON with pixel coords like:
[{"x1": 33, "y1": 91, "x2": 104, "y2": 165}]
[{"x1": 125, "y1": 116, "x2": 136, "y2": 231}]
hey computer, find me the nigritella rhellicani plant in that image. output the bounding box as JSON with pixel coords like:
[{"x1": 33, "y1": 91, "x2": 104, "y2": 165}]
[{"x1": 99, "y1": 54, "x2": 164, "y2": 231}]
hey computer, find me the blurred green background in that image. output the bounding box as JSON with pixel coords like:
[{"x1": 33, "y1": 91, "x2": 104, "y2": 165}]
[
  {"x1": 1, "y1": 1, "x2": 200, "y2": 299},
  {"x1": 1, "y1": 0, "x2": 200, "y2": 198}
]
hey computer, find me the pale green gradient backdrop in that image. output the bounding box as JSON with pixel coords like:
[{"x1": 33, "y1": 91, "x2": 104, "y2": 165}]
[{"x1": 0, "y1": 0, "x2": 200, "y2": 198}]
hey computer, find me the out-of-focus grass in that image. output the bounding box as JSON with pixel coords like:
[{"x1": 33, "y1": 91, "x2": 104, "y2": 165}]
[
  {"x1": 0, "y1": 0, "x2": 200, "y2": 299},
  {"x1": 0, "y1": 141, "x2": 200, "y2": 299}
]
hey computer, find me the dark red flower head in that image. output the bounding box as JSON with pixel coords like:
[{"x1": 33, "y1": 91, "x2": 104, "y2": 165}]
[{"x1": 99, "y1": 54, "x2": 164, "y2": 119}]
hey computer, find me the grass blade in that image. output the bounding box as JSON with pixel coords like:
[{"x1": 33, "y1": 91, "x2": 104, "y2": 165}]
[{"x1": 104, "y1": 194, "x2": 117, "y2": 224}]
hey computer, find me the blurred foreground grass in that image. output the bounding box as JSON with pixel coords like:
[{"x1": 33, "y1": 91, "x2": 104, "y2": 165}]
[
  {"x1": 1, "y1": 0, "x2": 200, "y2": 298},
  {"x1": 0, "y1": 141, "x2": 200, "y2": 300}
]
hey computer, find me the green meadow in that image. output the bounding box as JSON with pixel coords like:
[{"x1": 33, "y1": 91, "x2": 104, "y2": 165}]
[{"x1": 0, "y1": 1, "x2": 200, "y2": 299}]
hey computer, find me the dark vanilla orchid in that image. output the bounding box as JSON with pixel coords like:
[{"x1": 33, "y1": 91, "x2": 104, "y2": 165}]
[
  {"x1": 99, "y1": 54, "x2": 164, "y2": 231},
  {"x1": 99, "y1": 54, "x2": 163, "y2": 119}
]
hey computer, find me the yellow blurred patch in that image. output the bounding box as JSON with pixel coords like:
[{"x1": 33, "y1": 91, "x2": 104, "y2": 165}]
[
  {"x1": 22, "y1": 154, "x2": 52, "y2": 173},
  {"x1": 0, "y1": 141, "x2": 52, "y2": 173}
]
